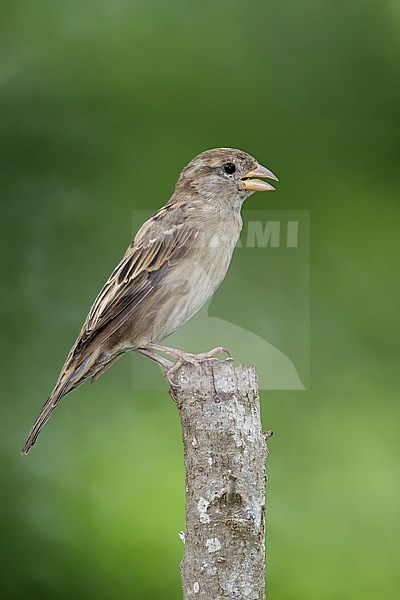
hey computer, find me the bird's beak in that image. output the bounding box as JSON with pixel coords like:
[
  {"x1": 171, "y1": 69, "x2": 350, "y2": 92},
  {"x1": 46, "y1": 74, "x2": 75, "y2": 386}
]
[{"x1": 241, "y1": 164, "x2": 279, "y2": 192}]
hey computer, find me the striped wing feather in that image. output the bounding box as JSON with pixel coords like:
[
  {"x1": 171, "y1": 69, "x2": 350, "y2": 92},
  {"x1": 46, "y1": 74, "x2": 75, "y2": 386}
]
[{"x1": 71, "y1": 219, "x2": 197, "y2": 361}]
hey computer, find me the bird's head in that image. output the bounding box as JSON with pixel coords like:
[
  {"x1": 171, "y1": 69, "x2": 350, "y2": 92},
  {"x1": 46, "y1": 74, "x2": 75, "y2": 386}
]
[{"x1": 174, "y1": 148, "x2": 278, "y2": 207}]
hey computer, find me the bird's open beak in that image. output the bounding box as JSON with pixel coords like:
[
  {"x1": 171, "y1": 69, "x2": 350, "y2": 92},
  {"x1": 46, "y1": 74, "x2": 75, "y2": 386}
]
[{"x1": 241, "y1": 164, "x2": 279, "y2": 192}]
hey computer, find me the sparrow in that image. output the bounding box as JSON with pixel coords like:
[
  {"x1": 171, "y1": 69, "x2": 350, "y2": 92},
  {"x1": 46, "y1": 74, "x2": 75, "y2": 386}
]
[{"x1": 22, "y1": 148, "x2": 278, "y2": 455}]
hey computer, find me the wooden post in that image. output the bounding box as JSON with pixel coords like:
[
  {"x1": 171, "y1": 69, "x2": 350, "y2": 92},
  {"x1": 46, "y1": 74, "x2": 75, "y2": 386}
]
[{"x1": 171, "y1": 358, "x2": 269, "y2": 599}]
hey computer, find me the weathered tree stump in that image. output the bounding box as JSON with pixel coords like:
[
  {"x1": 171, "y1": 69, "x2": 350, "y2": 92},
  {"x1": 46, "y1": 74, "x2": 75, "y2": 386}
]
[{"x1": 171, "y1": 359, "x2": 269, "y2": 599}]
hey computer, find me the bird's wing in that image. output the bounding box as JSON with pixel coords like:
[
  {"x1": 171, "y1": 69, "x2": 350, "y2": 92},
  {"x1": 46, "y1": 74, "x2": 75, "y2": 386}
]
[{"x1": 71, "y1": 213, "x2": 198, "y2": 361}]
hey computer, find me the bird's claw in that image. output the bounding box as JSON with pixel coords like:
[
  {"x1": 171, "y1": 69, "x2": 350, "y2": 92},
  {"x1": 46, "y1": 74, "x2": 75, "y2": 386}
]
[
  {"x1": 190, "y1": 346, "x2": 232, "y2": 361},
  {"x1": 165, "y1": 359, "x2": 185, "y2": 385},
  {"x1": 164, "y1": 346, "x2": 232, "y2": 388},
  {"x1": 143, "y1": 343, "x2": 232, "y2": 390}
]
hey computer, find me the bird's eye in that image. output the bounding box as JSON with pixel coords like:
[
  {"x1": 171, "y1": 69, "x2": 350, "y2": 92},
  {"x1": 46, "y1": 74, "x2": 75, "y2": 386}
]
[{"x1": 223, "y1": 162, "x2": 236, "y2": 175}]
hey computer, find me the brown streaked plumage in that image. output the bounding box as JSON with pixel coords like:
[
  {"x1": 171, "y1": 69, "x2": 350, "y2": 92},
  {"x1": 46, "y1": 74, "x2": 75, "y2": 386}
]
[{"x1": 22, "y1": 148, "x2": 278, "y2": 454}]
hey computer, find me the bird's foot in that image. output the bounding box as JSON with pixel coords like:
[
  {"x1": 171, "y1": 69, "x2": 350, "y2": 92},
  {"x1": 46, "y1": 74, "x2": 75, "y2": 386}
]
[
  {"x1": 144, "y1": 343, "x2": 231, "y2": 388},
  {"x1": 146, "y1": 343, "x2": 231, "y2": 366}
]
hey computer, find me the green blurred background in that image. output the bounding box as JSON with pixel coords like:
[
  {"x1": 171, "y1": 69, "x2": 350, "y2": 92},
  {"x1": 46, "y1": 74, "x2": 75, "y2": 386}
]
[{"x1": 1, "y1": 1, "x2": 399, "y2": 598}]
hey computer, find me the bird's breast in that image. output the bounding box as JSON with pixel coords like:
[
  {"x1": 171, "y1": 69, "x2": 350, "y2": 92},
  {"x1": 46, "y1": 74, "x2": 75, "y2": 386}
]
[{"x1": 152, "y1": 215, "x2": 242, "y2": 341}]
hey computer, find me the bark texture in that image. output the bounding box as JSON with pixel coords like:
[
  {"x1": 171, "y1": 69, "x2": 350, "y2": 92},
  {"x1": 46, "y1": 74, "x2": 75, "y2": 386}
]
[{"x1": 172, "y1": 359, "x2": 268, "y2": 600}]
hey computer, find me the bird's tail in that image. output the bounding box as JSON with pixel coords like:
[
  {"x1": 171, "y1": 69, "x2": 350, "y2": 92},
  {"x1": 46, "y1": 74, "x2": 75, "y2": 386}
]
[
  {"x1": 21, "y1": 357, "x2": 91, "y2": 455},
  {"x1": 22, "y1": 388, "x2": 66, "y2": 455}
]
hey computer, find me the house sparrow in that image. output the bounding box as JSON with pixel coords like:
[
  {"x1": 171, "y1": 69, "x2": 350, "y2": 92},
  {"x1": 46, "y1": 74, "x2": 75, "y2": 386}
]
[{"x1": 22, "y1": 148, "x2": 278, "y2": 454}]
